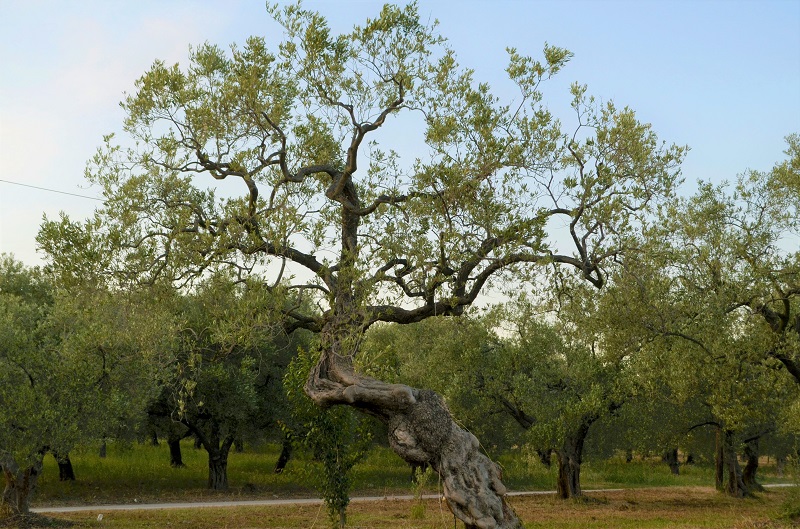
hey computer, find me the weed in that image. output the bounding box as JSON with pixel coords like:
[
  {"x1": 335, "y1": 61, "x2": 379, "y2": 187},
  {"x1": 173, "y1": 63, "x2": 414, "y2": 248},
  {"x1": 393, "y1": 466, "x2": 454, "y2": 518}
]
[{"x1": 410, "y1": 466, "x2": 434, "y2": 519}]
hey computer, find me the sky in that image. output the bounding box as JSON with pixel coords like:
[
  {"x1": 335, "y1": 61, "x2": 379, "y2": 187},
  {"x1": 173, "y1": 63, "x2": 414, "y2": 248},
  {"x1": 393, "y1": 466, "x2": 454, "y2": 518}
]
[{"x1": 1, "y1": 0, "x2": 798, "y2": 267}]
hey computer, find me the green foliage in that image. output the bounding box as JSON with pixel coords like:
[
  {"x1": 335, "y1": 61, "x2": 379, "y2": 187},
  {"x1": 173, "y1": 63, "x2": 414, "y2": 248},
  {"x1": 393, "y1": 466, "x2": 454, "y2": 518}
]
[
  {"x1": 283, "y1": 347, "x2": 374, "y2": 528},
  {"x1": 1, "y1": 255, "x2": 177, "y2": 514}
]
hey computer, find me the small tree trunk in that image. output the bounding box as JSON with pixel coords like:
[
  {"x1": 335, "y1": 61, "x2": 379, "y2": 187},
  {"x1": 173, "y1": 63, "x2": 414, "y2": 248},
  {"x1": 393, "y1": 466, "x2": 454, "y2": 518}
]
[
  {"x1": 274, "y1": 435, "x2": 293, "y2": 474},
  {"x1": 625, "y1": 448, "x2": 633, "y2": 463},
  {"x1": 168, "y1": 436, "x2": 185, "y2": 468},
  {"x1": 197, "y1": 430, "x2": 234, "y2": 491},
  {"x1": 722, "y1": 429, "x2": 749, "y2": 498},
  {"x1": 1, "y1": 454, "x2": 45, "y2": 516},
  {"x1": 555, "y1": 449, "x2": 581, "y2": 499},
  {"x1": 555, "y1": 419, "x2": 594, "y2": 499},
  {"x1": 742, "y1": 438, "x2": 763, "y2": 492},
  {"x1": 52, "y1": 452, "x2": 76, "y2": 481},
  {"x1": 150, "y1": 431, "x2": 160, "y2": 446},
  {"x1": 98, "y1": 440, "x2": 107, "y2": 458},
  {"x1": 207, "y1": 454, "x2": 229, "y2": 490},
  {"x1": 685, "y1": 453, "x2": 695, "y2": 465},
  {"x1": 715, "y1": 426, "x2": 724, "y2": 490},
  {"x1": 234, "y1": 438, "x2": 244, "y2": 453},
  {"x1": 663, "y1": 448, "x2": 680, "y2": 475}
]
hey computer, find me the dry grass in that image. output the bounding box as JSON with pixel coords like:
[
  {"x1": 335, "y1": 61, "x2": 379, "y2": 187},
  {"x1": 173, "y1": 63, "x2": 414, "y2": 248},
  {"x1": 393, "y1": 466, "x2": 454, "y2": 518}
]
[{"x1": 16, "y1": 487, "x2": 797, "y2": 529}]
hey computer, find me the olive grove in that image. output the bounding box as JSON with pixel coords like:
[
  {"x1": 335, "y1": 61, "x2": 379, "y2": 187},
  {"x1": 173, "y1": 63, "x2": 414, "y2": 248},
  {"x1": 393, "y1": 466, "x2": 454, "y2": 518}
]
[{"x1": 38, "y1": 3, "x2": 685, "y2": 526}]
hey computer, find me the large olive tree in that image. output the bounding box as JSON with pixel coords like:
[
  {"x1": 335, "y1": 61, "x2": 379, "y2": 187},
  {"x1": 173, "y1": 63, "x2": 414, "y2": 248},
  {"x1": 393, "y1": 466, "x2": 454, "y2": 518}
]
[{"x1": 39, "y1": 4, "x2": 683, "y2": 526}]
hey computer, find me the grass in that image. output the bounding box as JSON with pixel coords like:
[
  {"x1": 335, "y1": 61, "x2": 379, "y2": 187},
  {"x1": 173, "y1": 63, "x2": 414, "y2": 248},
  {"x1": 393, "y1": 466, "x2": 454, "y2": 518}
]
[
  {"x1": 20, "y1": 487, "x2": 799, "y2": 529},
  {"x1": 19, "y1": 441, "x2": 797, "y2": 528}
]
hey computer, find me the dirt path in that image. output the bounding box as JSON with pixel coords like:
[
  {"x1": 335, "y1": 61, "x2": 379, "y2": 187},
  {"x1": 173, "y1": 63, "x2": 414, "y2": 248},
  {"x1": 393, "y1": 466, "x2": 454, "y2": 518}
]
[
  {"x1": 29, "y1": 490, "x2": 597, "y2": 514},
  {"x1": 31, "y1": 484, "x2": 794, "y2": 514}
]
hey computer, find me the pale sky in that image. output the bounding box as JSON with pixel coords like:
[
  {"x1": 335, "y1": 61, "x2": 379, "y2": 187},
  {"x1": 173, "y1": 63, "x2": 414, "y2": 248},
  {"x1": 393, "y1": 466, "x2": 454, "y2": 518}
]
[{"x1": 1, "y1": 0, "x2": 798, "y2": 266}]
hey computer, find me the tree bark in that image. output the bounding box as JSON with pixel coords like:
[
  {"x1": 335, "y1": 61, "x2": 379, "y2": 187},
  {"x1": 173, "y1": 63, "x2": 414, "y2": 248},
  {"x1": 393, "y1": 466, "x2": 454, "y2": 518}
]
[
  {"x1": 554, "y1": 415, "x2": 597, "y2": 500},
  {"x1": 721, "y1": 429, "x2": 749, "y2": 498},
  {"x1": 1, "y1": 454, "x2": 44, "y2": 516},
  {"x1": 306, "y1": 348, "x2": 522, "y2": 529},
  {"x1": 274, "y1": 435, "x2": 292, "y2": 474},
  {"x1": 715, "y1": 426, "x2": 724, "y2": 490},
  {"x1": 168, "y1": 436, "x2": 185, "y2": 468},
  {"x1": 663, "y1": 448, "x2": 680, "y2": 475},
  {"x1": 182, "y1": 418, "x2": 235, "y2": 490},
  {"x1": 742, "y1": 437, "x2": 763, "y2": 492},
  {"x1": 207, "y1": 454, "x2": 229, "y2": 491},
  {"x1": 555, "y1": 449, "x2": 581, "y2": 499},
  {"x1": 52, "y1": 452, "x2": 76, "y2": 481}
]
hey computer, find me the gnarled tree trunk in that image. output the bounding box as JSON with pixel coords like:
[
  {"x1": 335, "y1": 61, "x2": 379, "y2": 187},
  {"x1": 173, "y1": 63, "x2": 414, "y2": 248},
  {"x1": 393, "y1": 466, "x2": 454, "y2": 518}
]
[
  {"x1": 1, "y1": 454, "x2": 45, "y2": 517},
  {"x1": 721, "y1": 429, "x2": 749, "y2": 498},
  {"x1": 207, "y1": 453, "x2": 229, "y2": 491},
  {"x1": 306, "y1": 348, "x2": 522, "y2": 529},
  {"x1": 742, "y1": 437, "x2": 763, "y2": 492},
  {"x1": 555, "y1": 419, "x2": 594, "y2": 499},
  {"x1": 182, "y1": 419, "x2": 234, "y2": 490}
]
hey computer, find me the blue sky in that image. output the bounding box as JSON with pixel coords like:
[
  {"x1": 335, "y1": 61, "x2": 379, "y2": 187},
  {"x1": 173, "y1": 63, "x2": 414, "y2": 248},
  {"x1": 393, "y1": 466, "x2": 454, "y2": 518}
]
[{"x1": 1, "y1": 0, "x2": 798, "y2": 266}]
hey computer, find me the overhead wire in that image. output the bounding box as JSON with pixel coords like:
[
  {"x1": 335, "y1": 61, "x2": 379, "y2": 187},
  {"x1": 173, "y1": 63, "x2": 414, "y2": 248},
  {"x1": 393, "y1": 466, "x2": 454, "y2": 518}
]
[{"x1": 0, "y1": 178, "x2": 104, "y2": 202}]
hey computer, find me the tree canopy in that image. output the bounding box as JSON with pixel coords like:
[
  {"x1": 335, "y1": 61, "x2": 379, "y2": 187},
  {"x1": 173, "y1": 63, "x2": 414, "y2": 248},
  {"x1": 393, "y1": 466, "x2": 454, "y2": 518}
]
[{"x1": 35, "y1": 3, "x2": 689, "y2": 527}]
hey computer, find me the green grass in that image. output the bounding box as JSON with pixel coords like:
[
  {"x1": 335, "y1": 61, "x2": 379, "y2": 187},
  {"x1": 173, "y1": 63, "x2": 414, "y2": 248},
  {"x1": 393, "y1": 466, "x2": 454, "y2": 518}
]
[{"x1": 32, "y1": 441, "x2": 792, "y2": 508}]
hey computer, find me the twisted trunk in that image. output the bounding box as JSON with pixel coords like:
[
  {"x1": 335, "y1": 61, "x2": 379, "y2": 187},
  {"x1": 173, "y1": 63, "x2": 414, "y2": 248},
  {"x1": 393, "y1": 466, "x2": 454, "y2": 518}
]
[
  {"x1": 306, "y1": 342, "x2": 522, "y2": 529},
  {"x1": 182, "y1": 418, "x2": 234, "y2": 490},
  {"x1": 207, "y1": 454, "x2": 229, "y2": 491},
  {"x1": 721, "y1": 429, "x2": 749, "y2": 498}
]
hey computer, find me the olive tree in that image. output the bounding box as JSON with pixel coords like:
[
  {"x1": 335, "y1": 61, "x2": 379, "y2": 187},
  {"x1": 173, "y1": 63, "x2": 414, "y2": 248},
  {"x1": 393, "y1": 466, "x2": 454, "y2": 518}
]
[
  {"x1": 149, "y1": 271, "x2": 302, "y2": 490},
  {"x1": 596, "y1": 224, "x2": 798, "y2": 497},
  {"x1": 39, "y1": 4, "x2": 684, "y2": 526},
  {"x1": 0, "y1": 255, "x2": 173, "y2": 517}
]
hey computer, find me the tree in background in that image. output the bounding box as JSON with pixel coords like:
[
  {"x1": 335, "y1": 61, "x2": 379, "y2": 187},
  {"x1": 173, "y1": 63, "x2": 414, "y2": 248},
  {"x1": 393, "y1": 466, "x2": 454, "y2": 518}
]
[
  {"x1": 594, "y1": 201, "x2": 800, "y2": 497},
  {"x1": 480, "y1": 295, "x2": 629, "y2": 499},
  {"x1": 157, "y1": 271, "x2": 303, "y2": 490},
  {"x1": 0, "y1": 255, "x2": 174, "y2": 517},
  {"x1": 38, "y1": 3, "x2": 684, "y2": 525}
]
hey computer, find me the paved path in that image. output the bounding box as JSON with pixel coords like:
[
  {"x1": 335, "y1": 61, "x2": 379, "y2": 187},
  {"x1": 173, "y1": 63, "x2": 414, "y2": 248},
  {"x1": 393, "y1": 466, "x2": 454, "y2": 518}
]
[{"x1": 31, "y1": 484, "x2": 794, "y2": 514}]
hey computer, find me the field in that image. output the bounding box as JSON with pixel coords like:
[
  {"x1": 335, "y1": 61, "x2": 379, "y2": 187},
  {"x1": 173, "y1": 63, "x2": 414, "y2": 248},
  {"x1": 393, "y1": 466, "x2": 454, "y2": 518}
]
[{"x1": 10, "y1": 441, "x2": 799, "y2": 528}]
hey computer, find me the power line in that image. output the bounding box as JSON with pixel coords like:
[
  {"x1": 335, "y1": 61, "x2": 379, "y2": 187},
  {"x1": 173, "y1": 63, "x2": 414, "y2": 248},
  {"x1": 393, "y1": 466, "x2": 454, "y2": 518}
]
[{"x1": 0, "y1": 178, "x2": 104, "y2": 202}]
